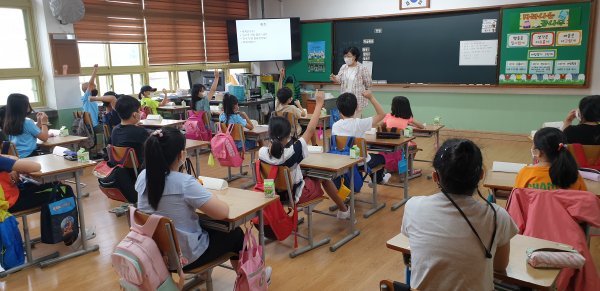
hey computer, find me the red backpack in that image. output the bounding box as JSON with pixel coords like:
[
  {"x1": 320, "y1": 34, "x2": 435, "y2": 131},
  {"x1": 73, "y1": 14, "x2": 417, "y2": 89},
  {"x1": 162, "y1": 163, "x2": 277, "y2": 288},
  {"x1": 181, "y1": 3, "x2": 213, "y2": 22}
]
[
  {"x1": 210, "y1": 124, "x2": 244, "y2": 167},
  {"x1": 571, "y1": 143, "x2": 600, "y2": 170},
  {"x1": 184, "y1": 110, "x2": 212, "y2": 141}
]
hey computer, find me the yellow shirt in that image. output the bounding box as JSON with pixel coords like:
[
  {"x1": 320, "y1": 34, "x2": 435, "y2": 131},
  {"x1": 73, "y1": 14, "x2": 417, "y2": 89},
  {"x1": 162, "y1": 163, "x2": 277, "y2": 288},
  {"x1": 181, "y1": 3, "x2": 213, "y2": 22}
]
[
  {"x1": 140, "y1": 97, "x2": 160, "y2": 115},
  {"x1": 514, "y1": 165, "x2": 587, "y2": 191}
]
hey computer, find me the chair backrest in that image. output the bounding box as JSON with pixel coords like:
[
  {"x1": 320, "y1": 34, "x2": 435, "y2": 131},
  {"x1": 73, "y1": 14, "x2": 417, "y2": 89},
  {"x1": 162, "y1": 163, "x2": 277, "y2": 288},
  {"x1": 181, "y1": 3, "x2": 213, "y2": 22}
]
[
  {"x1": 219, "y1": 122, "x2": 246, "y2": 143},
  {"x1": 103, "y1": 124, "x2": 111, "y2": 145},
  {"x1": 108, "y1": 145, "x2": 140, "y2": 176},
  {"x1": 332, "y1": 135, "x2": 368, "y2": 158},
  {"x1": 1, "y1": 141, "x2": 18, "y2": 157},
  {"x1": 567, "y1": 144, "x2": 600, "y2": 169},
  {"x1": 132, "y1": 209, "x2": 182, "y2": 271},
  {"x1": 257, "y1": 162, "x2": 294, "y2": 206},
  {"x1": 272, "y1": 111, "x2": 298, "y2": 136},
  {"x1": 73, "y1": 111, "x2": 93, "y2": 127}
]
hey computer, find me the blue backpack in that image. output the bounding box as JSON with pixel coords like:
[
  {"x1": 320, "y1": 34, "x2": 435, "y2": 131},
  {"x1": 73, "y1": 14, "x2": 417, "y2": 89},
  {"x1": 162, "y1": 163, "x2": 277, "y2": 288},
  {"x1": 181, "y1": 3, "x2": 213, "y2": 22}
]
[
  {"x1": 329, "y1": 135, "x2": 365, "y2": 193},
  {"x1": 329, "y1": 108, "x2": 341, "y2": 126},
  {"x1": 0, "y1": 215, "x2": 25, "y2": 270}
]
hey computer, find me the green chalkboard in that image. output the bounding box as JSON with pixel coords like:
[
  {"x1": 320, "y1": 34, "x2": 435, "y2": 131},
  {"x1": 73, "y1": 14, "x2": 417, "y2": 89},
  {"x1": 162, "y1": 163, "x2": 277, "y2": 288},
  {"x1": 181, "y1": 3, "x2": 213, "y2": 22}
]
[
  {"x1": 285, "y1": 22, "x2": 333, "y2": 82},
  {"x1": 499, "y1": 2, "x2": 591, "y2": 86}
]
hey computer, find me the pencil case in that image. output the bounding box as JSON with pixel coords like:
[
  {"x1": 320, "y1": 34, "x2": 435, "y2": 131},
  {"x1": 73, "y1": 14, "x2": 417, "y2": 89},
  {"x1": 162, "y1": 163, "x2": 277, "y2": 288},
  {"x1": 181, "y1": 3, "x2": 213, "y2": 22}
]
[{"x1": 526, "y1": 248, "x2": 585, "y2": 269}]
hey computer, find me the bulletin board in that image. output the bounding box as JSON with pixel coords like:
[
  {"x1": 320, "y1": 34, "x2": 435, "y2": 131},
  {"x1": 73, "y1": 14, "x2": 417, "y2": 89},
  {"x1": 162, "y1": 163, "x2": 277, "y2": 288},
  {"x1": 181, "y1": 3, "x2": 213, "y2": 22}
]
[
  {"x1": 499, "y1": 2, "x2": 592, "y2": 86},
  {"x1": 285, "y1": 22, "x2": 333, "y2": 82}
]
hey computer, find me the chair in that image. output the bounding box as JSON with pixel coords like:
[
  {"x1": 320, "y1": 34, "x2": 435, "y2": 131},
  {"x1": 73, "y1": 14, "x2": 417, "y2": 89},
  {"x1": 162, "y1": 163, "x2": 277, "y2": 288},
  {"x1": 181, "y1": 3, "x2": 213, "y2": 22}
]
[
  {"x1": 271, "y1": 111, "x2": 299, "y2": 138},
  {"x1": 131, "y1": 208, "x2": 234, "y2": 291},
  {"x1": 73, "y1": 111, "x2": 103, "y2": 155},
  {"x1": 98, "y1": 145, "x2": 140, "y2": 214},
  {"x1": 256, "y1": 162, "x2": 330, "y2": 258},
  {"x1": 331, "y1": 136, "x2": 386, "y2": 218},
  {"x1": 217, "y1": 123, "x2": 258, "y2": 188},
  {"x1": 378, "y1": 125, "x2": 422, "y2": 179},
  {"x1": 380, "y1": 280, "x2": 412, "y2": 291},
  {"x1": 567, "y1": 144, "x2": 600, "y2": 170},
  {"x1": 1, "y1": 141, "x2": 18, "y2": 157},
  {"x1": 102, "y1": 124, "x2": 111, "y2": 146}
]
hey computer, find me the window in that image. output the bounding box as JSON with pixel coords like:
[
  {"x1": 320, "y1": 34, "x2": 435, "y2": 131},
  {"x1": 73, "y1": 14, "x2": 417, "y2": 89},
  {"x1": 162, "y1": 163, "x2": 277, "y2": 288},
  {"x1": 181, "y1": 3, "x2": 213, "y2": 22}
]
[
  {"x1": 0, "y1": 79, "x2": 38, "y2": 105},
  {"x1": 148, "y1": 72, "x2": 170, "y2": 91},
  {"x1": 110, "y1": 44, "x2": 142, "y2": 67},
  {"x1": 0, "y1": 8, "x2": 30, "y2": 69},
  {"x1": 0, "y1": 4, "x2": 42, "y2": 106},
  {"x1": 78, "y1": 43, "x2": 108, "y2": 67},
  {"x1": 177, "y1": 71, "x2": 190, "y2": 90},
  {"x1": 114, "y1": 74, "x2": 143, "y2": 95}
]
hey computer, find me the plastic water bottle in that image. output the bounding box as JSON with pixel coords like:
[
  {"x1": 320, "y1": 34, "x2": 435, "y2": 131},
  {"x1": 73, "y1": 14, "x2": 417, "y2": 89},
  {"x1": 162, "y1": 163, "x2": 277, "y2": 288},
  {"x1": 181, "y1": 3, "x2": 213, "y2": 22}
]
[{"x1": 181, "y1": 100, "x2": 187, "y2": 107}]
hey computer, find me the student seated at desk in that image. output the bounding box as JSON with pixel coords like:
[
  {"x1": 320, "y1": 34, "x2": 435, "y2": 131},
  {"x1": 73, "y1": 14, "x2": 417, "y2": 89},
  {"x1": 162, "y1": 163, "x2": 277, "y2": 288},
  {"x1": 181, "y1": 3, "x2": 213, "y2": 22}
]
[
  {"x1": 219, "y1": 93, "x2": 257, "y2": 150},
  {"x1": 3, "y1": 94, "x2": 49, "y2": 157},
  {"x1": 259, "y1": 92, "x2": 351, "y2": 219},
  {"x1": 563, "y1": 95, "x2": 600, "y2": 145},
  {"x1": 81, "y1": 64, "x2": 119, "y2": 132},
  {"x1": 135, "y1": 127, "x2": 258, "y2": 275},
  {"x1": 138, "y1": 85, "x2": 169, "y2": 115},
  {"x1": 111, "y1": 95, "x2": 150, "y2": 166},
  {"x1": 402, "y1": 139, "x2": 518, "y2": 291},
  {"x1": 332, "y1": 91, "x2": 388, "y2": 184},
  {"x1": 515, "y1": 127, "x2": 587, "y2": 191},
  {"x1": 191, "y1": 70, "x2": 220, "y2": 113},
  {"x1": 101, "y1": 91, "x2": 121, "y2": 132},
  {"x1": 0, "y1": 155, "x2": 73, "y2": 213}
]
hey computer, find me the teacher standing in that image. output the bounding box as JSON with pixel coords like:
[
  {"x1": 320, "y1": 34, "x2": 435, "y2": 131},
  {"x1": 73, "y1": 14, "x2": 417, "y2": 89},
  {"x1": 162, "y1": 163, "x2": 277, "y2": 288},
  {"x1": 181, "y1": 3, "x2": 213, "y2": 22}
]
[{"x1": 330, "y1": 46, "x2": 373, "y2": 117}]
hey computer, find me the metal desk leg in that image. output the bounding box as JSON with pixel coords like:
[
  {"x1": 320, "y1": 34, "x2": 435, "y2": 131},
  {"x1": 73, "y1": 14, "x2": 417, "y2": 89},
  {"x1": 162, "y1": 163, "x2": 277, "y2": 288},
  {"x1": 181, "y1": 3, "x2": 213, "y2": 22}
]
[
  {"x1": 392, "y1": 142, "x2": 411, "y2": 210},
  {"x1": 330, "y1": 166, "x2": 360, "y2": 252},
  {"x1": 259, "y1": 209, "x2": 265, "y2": 262},
  {"x1": 39, "y1": 171, "x2": 100, "y2": 268},
  {"x1": 435, "y1": 131, "x2": 440, "y2": 151},
  {"x1": 363, "y1": 170, "x2": 386, "y2": 218}
]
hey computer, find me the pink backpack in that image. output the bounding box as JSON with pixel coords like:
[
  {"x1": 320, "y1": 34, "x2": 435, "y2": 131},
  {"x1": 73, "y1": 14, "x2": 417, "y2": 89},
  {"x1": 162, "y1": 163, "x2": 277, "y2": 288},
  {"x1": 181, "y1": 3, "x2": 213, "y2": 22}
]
[
  {"x1": 184, "y1": 110, "x2": 212, "y2": 141},
  {"x1": 211, "y1": 123, "x2": 244, "y2": 167},
  {"x1": 234, "y1": 225, "x2": 267, "y2": 291},
  {"x1": 111, "y1": 208, "x2": 183, "y2": 291}
]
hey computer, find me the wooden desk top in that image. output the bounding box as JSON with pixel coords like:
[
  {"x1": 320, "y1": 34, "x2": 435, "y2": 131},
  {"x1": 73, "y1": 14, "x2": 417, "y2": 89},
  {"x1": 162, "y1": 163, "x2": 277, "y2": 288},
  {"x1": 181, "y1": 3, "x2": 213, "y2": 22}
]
[
  {"x1": 204, "y1": 188, "x2": 278, "y2": 222},
  {"x1": 298, "y1": 114, "x2": 330, "y2": 121},
  {"x1": 186, "y1": 139, "x2": 210, "y2": 151},
  {"x1": 414, "y1": 124, "x2": 445, "y2": 133},
  {"x1": 158, "y1": 105, "x2": 188, "y2": 111},
  {"x1": 386, "y1": 233, "x2": 571, "y2": 289},
  {"x1": 38, "y1": 135, "x2": 88, "y2": 148},
  {"x1": 244, "y1": 126, "x2": 269, "y2": 137},
  {"x1": 483, "y1": 170, "x2": 600, "y2": 195},
  {"x1": 139, "y1": 119, "x2": 185, "y2": 128},
  {"x1": 300, "y1": 153, "x2": 363, "y2": 172},
  {"x1": 364, "y1": 135, "x2": 416, "y2": 147},
  {"x1": 24, "y1": 154, "x2": 96, "y2": 177}
]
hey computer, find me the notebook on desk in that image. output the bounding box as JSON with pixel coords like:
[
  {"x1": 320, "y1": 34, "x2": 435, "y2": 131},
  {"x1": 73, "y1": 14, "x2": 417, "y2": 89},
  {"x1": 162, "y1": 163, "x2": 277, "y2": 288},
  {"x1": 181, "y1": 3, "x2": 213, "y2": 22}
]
[{"x1": 492, "y1": 161, "x2": 527, "y2": 173}]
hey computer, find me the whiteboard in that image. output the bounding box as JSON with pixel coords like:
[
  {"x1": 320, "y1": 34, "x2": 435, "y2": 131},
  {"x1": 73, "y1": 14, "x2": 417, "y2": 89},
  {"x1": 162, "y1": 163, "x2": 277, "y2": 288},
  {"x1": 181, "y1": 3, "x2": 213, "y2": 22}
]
[{"x1": 459, "y1": 39, "x2": 498, "y2": 66}]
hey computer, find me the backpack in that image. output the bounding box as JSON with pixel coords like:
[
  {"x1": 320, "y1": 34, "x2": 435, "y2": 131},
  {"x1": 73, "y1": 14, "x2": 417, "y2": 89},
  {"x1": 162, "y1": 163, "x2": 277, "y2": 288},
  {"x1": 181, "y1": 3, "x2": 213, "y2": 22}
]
[
  {"x1": 140, "y1": 106, "x2": 151, "y2": 120},
  {"x1": 571, "y1": 143, "x2": 600, "y2": 171},
  {"x1": 329, "y1": 108, "x2": 341, "y2": 127},
  {"x1": 72, "y1": 115, "x2": 95, "y2": 149},
  {"x1": 329, "y1": 135, "x2": 365, "y2": 193},
  {"x1": 234, "y1": 225, "x2": 267, "y2": 291},
  {"x1": 96, "y1": 146, "x2": 139, "y2": 203},
  {"x1": 210, "y1": 124, "x2": 244, "y2": 167},
  {"x1": 184, "y1": 110, "x2": 212, "y2": 141},
  {"x1": 0, "y1": 216, "x2": 25, "y2": 270},
  {"x1": 111, "y1": 208, "x2": 182, "y2": 291},
  {"x1": 40, "y1": 184, "x2": 79, "y2": 245}
]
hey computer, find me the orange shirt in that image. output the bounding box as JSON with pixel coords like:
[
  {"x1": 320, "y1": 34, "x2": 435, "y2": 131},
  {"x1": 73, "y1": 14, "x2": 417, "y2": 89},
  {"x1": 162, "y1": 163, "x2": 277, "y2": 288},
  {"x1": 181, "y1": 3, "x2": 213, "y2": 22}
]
[
  {"x1": 514, "y1": 165, "x2": 587, "y2": 191},
  {"x1": 383, "y1": 114, "x2": 413, "y2": 130}
]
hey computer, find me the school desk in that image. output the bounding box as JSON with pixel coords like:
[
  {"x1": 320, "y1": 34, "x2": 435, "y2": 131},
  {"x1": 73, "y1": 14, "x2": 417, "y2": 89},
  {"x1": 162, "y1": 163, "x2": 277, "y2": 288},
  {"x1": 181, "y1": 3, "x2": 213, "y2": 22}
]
[
  {"x1": 244, "y1": 126, "x2": 269, "y2": 142},
  {"x1": 185, "y1": 139, "x2": 210, "y2": 175},
  {"x1": 483, "y1": 170, "x2": 600, "y2": 196},
  {"x1": 300, "y1": 153, "x2": 364, "y2": 252},
  {"x1": 197, "y1": 187, "x2": 278, "y2": 261},
  {"x1": 413, "y1": 124, "x2": 445, "y2": 151},
  {"x1": 37, "y1": 135, "x2": 89, "y2": 151},
  {"x1": 298, "y1": 114, "x2": 330, "y2": 148},
  {"x1": 158, "y1": 105, "x2": 188, "y2": 120},
  {"x1": 139, "y1": 118, "x2": 185, "y2": 129},
  {"x1": 386, "y1": 233, "x2": 572, "y2": 290},
  {"x1": 21, "y1": 154, "x2": 98, "y2": 268},
  {"x1": 364, "y1": 135, "x2": 416, "y2": 210}
]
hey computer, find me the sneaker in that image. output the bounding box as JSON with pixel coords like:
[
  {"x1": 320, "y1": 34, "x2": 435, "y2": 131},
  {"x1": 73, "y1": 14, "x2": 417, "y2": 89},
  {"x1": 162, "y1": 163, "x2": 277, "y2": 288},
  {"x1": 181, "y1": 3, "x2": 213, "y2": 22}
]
[
  {"x1": 336, "y1": 207, "x2": 352, "y2": 220},
  {"x1": 265, "y1": 266, "x2": 272, "y2": 285},
  {"x1": 381, "y1": 173, "x2": 392, "y2": 184}
]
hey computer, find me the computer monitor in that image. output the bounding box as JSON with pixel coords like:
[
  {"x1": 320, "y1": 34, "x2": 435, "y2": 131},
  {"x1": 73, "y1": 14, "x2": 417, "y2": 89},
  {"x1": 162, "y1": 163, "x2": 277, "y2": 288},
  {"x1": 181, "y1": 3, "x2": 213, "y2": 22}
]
[{"x1": 187, "y1": 70, "x2": 225, "y2": 92}]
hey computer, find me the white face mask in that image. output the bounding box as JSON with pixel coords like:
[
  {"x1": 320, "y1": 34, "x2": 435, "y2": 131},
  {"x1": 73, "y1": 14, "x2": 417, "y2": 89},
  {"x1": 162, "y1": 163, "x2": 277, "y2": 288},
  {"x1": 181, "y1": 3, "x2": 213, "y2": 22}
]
[
  {"x1": 531, "y1": 148, "x2": 539, "y2": 164},
  {"x1": 344, "y1": 57, "x2": 354, "y2": 65},
  {"x1": 576, "y1": 109, "x2": 582, "y2": 121}
]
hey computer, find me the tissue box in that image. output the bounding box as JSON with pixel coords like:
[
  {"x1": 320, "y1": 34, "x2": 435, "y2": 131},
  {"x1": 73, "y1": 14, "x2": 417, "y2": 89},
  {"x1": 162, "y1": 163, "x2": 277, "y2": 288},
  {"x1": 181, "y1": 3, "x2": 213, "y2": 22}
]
[
  {"x1": 146, "y1": 114, "x2": 163, "y2": 122},
  {"x1": 307, "y1": 146, "x2": 323, "y2": 154},
  {"x1": 59, "y1": 127, "x2": 69, "y2": 137}
]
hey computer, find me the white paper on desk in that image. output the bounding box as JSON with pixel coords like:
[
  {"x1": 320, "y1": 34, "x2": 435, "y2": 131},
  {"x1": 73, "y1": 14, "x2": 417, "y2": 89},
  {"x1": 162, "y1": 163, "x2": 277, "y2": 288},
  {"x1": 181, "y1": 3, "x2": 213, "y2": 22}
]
[
  {"x1": 492, "y1": 161, "x2": 526, "y2": 173},
  {"x1": 365, "y1": 128, "x2": 376, "y2": 135},
  {"x1": 542, "y1": 121, "x2": 564, "y2": 130},
  {"x1": 52, "y1": 146, "x2": 70, "y2": 156},
  {"x1": 308, "y1": 146, "x2": 323, "y2": 153},
  {"x1": 199, "y1": 176, "x2": 228, "y2": 190},
  {"x1": 580, "y1": 169, "x2": 600, "y2": 181},
  {"x1": 48, "y1": 129, "x2": 61, "y2": 137}
]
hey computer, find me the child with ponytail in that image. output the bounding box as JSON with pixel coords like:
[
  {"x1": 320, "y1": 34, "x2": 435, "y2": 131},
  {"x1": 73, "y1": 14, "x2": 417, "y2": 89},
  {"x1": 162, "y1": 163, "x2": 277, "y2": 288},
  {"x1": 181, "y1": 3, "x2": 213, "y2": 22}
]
[
  {"x1": 515, "y1": 127, "x2": 587, "y2": 190},
  {"x1": 135, "y1": 127, "x2": 248, "y2": 272},
  {"x1": 258, "y1": 91, "x2": 352, "y2": 219}
]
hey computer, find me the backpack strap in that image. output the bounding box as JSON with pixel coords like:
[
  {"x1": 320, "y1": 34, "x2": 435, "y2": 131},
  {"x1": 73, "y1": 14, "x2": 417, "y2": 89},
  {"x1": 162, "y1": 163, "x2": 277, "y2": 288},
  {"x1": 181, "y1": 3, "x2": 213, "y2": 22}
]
[
  {"x1": 129, "y1": 207, "x2": 162, "y2": 236},
  {"x1": 330, "y1": 135, "x2": 337, "y2": 151},
  {"x1": 571, "y1": 143, "x2": 590, "y2": 168},
  {"x1": 344, "y1": 136, "x2": 355, "y2": 151},
  {"x1": 255, "y1": 161, "x2": 279, "y2": 185}
]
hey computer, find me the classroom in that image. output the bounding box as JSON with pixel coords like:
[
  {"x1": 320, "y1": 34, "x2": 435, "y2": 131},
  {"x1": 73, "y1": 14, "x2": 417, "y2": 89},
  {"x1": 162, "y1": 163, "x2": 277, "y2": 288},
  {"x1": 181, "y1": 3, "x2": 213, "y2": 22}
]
[{"x1": 0, "y1": 0, "x2": 599, "y2": 290}]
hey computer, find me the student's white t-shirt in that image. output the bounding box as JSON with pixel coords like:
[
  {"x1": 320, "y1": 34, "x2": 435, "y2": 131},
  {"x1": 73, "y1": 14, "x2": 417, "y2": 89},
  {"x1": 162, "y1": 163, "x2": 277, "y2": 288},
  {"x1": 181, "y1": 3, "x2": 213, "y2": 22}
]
[
  {"x1": 401, "y1": 193, "x2": 518, "y2": 291},
  {"x1": 258, "y1": 137, "x2": 309, "y2": 202},
  {"x1": 332, "y1": 117, "x2": 373, "y2": 162}
]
